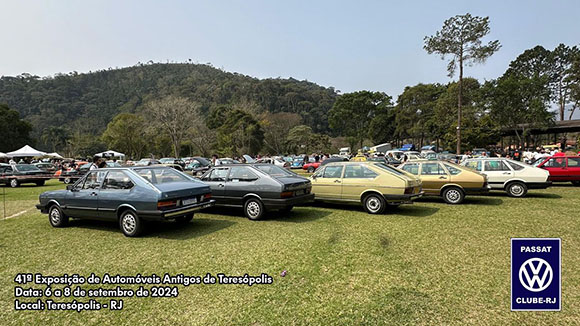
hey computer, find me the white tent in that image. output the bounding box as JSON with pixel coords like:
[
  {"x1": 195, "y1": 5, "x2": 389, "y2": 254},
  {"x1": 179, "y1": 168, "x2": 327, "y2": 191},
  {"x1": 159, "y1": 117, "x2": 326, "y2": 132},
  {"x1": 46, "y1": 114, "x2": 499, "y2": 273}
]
[
  {"x1": 6, "y1": 145, "x2": 47, "y2": 158},
  {"x1": 47, "y1": 152, "x2": 64, "y2": 159},
  {"x1": 0, "y1": 152, "x2": 7, "y2": 158},
  {"x1": 95, "y1": 150, "x2": 126, "y2": 160}
]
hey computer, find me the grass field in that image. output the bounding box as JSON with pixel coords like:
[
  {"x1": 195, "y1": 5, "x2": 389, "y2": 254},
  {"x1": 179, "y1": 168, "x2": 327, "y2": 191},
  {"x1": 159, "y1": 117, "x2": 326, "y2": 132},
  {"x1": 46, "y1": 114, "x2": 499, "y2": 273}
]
[{"x1": 1, "y1": 180, "x2": 579, "y2": 325}]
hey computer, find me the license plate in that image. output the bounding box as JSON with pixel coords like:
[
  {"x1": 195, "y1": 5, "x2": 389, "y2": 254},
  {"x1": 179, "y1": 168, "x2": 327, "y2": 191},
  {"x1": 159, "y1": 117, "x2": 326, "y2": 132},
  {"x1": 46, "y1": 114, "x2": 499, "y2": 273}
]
[{"x1": 182, "y1": 198, "x2": 197, "y2": 206}]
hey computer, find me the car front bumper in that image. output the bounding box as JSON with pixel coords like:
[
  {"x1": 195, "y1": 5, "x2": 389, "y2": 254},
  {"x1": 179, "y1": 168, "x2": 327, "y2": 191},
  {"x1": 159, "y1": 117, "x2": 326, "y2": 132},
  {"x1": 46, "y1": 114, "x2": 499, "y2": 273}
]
[
  {"x1": 138, "y1": 199, "x2": 216, "y2": 221},
  {"x1": 261, "y1": 193, "x2": 315, "y2": 209}
]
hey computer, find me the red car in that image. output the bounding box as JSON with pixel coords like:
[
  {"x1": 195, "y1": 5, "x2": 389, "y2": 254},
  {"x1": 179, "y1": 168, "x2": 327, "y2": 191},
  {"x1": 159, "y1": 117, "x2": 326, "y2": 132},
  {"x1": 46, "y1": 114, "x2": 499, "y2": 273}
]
[
  {"x1": 535, "y1": 156, "x2": 580, "y2": 186},
  {"x1": 302, "y1": 161, "x2": 321, "y2": 173}
]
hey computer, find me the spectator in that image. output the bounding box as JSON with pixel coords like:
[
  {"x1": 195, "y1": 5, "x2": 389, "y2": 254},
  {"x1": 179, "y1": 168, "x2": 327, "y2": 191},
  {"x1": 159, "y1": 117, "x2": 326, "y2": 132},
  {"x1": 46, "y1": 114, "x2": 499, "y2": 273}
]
[{"x1": 553, "y1": 148, "x2": 566, "y2": 157}]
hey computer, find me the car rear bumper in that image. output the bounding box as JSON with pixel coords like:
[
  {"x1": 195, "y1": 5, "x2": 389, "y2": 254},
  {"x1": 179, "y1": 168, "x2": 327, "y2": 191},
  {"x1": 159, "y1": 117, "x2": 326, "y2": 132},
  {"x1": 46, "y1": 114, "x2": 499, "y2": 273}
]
[
  {"x1": 464, "y1": 185, "x2": 492, "y2": 195},
  {"x1": 137, "y1": 200, "x2": 216, "y2": 221},
  {"x1": 261, "y1": 193, "x2": 315, "y2": 209},
  {"x1": 526, "y1": 181, "x2": 552, "y2": 189},
  {"x1": 383, "y1": 191, "x2": 424, "y2": 204}
]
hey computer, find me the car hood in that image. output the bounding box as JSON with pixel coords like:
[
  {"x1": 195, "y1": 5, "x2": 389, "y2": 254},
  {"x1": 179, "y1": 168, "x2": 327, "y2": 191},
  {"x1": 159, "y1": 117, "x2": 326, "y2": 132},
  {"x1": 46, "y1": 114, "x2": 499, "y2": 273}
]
[{"x1": 40, "y1": 190, "x2": 68, "y2": 199}]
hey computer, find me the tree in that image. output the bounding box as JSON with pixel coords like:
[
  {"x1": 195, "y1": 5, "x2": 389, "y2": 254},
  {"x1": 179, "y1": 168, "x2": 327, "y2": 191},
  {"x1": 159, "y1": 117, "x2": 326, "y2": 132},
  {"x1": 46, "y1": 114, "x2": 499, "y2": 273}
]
[
  {"x1": 424, "y1": 13, "x2": 501, "y2": 154},
  {"x1": 551, "y1": 44, "x2": 579, "y2": 120},
  {"x1": 286, "y1": 125, "x2": 332, "y2": 154},
  {"x1": 216, "y1": 109, "x2": 264, "y2": 156},
  {"x1": 145, "y1": 96, "x2": 202, "y2": 157},
  {"x1": 40, "y1": 126, "x2": 69, "y2": 153},
  {"x1": 328, "y1": 91, "x2": 392, "y2": 149},
  {"x1": 101, "y1": 113, "x2": 148, "y2": 159},
  {"x1": 569, "y1": 57, "x2": 580, "y2": 119},
  {"x1": 261, "y1": 112, "x2": 302, "y2": 154},
  {"x1": 0, "y1": 103, "x2": 33, "y2": 152},
  {"x1": 485, "y1": 75, "x2": 553, "y2": 148}
]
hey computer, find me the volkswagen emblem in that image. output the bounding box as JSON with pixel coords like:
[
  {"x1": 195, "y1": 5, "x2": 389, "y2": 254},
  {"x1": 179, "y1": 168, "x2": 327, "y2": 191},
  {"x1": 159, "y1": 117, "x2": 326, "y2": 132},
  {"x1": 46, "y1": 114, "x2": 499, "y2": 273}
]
[{"x1": 518, "y1": 258, "x2": 553, "y2": 292}]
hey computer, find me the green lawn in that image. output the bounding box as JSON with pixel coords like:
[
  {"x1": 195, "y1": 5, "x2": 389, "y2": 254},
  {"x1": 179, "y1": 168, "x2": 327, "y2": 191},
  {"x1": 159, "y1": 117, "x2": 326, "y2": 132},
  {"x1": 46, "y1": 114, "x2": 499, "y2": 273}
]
[{"x1": 1, "y1": 180, "x2": 579, "y2": 325}]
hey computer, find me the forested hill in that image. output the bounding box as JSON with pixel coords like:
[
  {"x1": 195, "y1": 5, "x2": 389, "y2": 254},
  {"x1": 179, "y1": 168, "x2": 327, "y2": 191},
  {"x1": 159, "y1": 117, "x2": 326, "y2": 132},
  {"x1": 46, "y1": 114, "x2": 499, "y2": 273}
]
[{"x1": 0, "y1": 63, "x2": 338, "y2": 140}]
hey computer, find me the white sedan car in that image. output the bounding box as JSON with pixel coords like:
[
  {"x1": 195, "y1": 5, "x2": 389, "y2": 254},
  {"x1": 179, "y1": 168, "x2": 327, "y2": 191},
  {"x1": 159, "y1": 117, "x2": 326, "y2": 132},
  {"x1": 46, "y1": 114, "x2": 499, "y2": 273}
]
[{"x1": 461, "y1": 158, "x2": 551, "y2": 197}]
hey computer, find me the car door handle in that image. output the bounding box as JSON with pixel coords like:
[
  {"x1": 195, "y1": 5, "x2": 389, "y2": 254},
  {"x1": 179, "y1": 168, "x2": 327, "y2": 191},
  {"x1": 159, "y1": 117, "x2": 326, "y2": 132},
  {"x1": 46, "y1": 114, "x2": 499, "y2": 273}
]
[
  {"x1": 502, "y1": 172, "x2": 511, "y2": 175},
  {"x1": 90, "y1": 192, "x2": 98, "y2": 196},
  {"x1": 334, "y1": 180, "x2": 341, "y2": 183},
  {"x1": 218, "y1": 184, "x2": 225, "y2": 188},
  {"x1": 439, "y1": 176, "x2": 447, "y2": 179}
]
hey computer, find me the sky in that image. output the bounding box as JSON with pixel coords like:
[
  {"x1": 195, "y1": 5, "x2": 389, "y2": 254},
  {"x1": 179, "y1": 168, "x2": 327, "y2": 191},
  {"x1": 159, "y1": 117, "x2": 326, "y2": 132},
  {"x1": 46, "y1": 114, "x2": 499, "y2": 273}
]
[{"x1": 1, "y1": 0, "x2": 579, "y2": 98}]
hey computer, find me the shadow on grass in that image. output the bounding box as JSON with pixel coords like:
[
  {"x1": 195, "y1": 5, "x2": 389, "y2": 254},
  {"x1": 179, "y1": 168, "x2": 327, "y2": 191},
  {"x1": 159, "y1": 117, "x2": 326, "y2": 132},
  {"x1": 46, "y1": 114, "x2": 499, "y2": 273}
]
[
  {"x1": 67, "y1": 217, "x2": 235, "y2": 240},
  {"x1": 415, "y1": 196, "x2": 504, "y2": 205},
  {"x1": 390, "y1": 205, "x2": 440, "y2": 217},
  {"x1": 202, "y1": 206, "x2": 330, "y2": 223},
  {"x1": 486, "y1": 191, "x2": 562, "y2": 199}
]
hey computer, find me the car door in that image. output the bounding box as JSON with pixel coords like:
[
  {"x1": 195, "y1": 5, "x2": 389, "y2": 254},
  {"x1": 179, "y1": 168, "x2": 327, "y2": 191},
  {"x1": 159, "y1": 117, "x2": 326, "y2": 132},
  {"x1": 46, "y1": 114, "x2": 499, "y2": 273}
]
[
  {"x1": 224, "y1": 166, "x2": 260, "y2": 205},
  {"x1": 98, "y1": 170, "x2": 135, "y2": 220},
  {"x1": 341, "y1": 164, "x2": 379, "y2": 201},
  {"x1": 66, "y1": 171, "x2": 105, "y2": 218},
  {"x1": 310, "y1": 165, "x2": 344, "y2": 200},
  {"x1": 566, "y1": 157, "x2": 580, "y2": 181},
  {"x1": 483, "y1": 160, "x2": 513, "y2": 186},
  {"x1": 541, "y1": 158, "x2": 567, "y2": 181},
  {"x1": 420, "y1": 162, "x2": 449, "y2": 194},
  {"x1": 201, "y1": 168, "x2": 229, "y2": 203}
]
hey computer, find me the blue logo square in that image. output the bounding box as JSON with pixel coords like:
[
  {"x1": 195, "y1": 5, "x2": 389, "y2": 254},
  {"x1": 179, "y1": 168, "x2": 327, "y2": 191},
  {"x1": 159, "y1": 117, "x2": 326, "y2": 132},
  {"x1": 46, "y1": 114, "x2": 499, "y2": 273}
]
[{"x1": 511, "y1": 238, "x2": 561, "y2": 311}]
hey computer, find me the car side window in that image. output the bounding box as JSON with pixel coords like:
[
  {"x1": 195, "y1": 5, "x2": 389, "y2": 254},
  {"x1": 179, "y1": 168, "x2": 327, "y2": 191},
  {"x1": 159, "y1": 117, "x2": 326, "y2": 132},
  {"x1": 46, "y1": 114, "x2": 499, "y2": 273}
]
[
  {"x1": 421, "y1": 163, "x2": 446, "y2": 175},
  {"x1": 206, "y1": 168, "x2": 228, "y2": 182},
  {"x1": 465, "y1": 161, "x2": 482, "y2": 171},
  {"x1": 82, "y1": 171, "x2": 104, "y2": 189},
  {"x1": 567, "y1": 158, "x2": 580, "y2": 167},
  {"x1": 506, "y1": 161, "x2": 525, "y2": 171},
  {"x1": 322, "y1": 166, "x2": 343, "y2": 178},
  {"x1": 228, "y1": 167, "x2": 259, "y2": 182},
  {"x1": 401, "y1": 163, "x2": 419, "y2": 175},
  {"x1": 344, "y1": 165, "x2": 378, "y2": 178},
  {"x1": 484, "y1": 160, "x2": 510, "y2": 171},
  {"x1": 545, "y1": 158, "x2": 565, "y2": 167},
  {"x1": 443, "y1": 163, "x2": 462, "y2": 175},
  {"x1": 103, "y1": 171, "x2": 134, "y2": 190}
]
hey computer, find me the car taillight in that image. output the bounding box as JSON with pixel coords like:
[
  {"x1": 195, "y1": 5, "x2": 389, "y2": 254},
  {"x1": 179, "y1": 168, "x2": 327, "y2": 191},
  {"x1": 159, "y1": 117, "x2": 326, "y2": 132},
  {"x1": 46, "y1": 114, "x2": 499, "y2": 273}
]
[
  {"x1": 157, "y1": 200, "x2": 177, "y2": 209},
  {"x1": 281, "y1": 191, "x2": 293, "y2": 198},
  {"x1": 203, "y1": 193, "x2": 212, "y2": 200},
  {"x1": 404, "y1": 187, "x2": 413, "y2": 194}
]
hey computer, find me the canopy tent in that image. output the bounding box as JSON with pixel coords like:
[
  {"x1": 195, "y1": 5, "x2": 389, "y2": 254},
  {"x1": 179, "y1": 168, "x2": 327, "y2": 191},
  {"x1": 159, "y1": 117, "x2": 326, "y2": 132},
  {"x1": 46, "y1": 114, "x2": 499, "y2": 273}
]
[
  {"x1": 0, "y1": 152, "x2": 8, "y2": 158},
  {"x1": 6, "y1": 145, "x2": 47, "y2": 158},
  {"x1": 95, "y1": 150, "x2": 126, "y2": 160},
  {"x1": 46, "y1": 152, "x2": 64, "y2": 159}
]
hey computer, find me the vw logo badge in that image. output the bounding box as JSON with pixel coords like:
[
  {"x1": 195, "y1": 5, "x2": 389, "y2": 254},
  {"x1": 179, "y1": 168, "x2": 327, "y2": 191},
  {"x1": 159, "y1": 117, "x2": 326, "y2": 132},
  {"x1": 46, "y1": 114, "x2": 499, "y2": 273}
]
[{"x1": 518, "y1": 258, "x2": 553, "y2": 292}]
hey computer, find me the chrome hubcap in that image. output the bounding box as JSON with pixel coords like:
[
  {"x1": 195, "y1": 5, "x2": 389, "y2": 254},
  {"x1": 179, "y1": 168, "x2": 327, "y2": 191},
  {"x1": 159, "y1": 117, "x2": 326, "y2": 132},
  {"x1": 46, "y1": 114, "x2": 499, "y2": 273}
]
[
  {"x1": 446, "y1": 190, "x2": 460, "y2": 203},
  {"x1": 49, "y1": 208, "x2": 60, "y2": 224},
  {"x1": 10, "y1": 179, "x2": 17, "y2": 187},
  {"x1": 367, "y1": 197, "x2": 381, "y2": 212},
  {"x1": 122, "y1": 214, "x2": 136, "y2": 233},
  {"x1": 511, "y1": 185, "x2": 523, "y2": 196},
  {"x1": 247, "y1": 202, "x2": 260, "y2": 218}
]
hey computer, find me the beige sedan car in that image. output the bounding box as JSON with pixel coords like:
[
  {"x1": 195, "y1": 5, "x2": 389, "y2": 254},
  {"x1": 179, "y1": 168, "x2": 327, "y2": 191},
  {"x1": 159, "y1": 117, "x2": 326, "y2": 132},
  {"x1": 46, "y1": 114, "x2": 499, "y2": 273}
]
[{"x1": 309, "y1": 162, "x2": 423, "y2": 214}]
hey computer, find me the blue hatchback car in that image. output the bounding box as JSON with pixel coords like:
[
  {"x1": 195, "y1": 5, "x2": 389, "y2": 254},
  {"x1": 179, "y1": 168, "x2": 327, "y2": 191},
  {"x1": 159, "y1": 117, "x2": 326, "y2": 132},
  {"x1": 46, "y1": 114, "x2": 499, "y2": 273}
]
[{"x1": 36, "y1": 166, "x2": 215, "y2": 237}]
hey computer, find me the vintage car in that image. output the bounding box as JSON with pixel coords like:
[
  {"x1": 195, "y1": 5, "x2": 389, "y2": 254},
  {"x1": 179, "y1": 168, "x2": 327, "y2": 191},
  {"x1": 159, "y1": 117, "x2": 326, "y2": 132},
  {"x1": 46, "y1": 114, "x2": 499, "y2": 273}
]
[
  {"x1": 533, "y1": 155, "x2": 580, "y2": 186},
  {"x1": 184, "y1": 157, "x2": 212, "y2": 176},
  {"x1": 398, "y1": 160, "x2": 489, "y2": 204},
  {"x1": 200, "y1": 164, "x2": 314, "y2": 220},
  {"x1": 290, "y1": 158, "x2": 304, "y2": 169},
  {"x1": 134, "y1": 158, "x2": 161, "y2": 166},
  {"x1": 309, "y1": 162, "x2": 423, "y2": 214},
  {"x1": 36, "y1": 166, "x2": 215, "y2": 237},
  {"x1": 34, "y1": 162, "x2": 58, "y2": 174},
  {"x1": 59, "y1": 162, "x2": 121, "y2": 184},
  {"x1": 256, "y1": 157, "x2": 290, "y2": 168},
  {"x1": 302, "y1": 160, "x2": 321, "y2": 173},
  {"x1": 367, "y1": 156, "x2": 401, "y2": 166},
  {"x1": 462, "y1": 158, "x2": 551, "y2": 197},
  {"x1": 0, "y1": 164, "x2": 52, "y2": 187},
  {"x1": 160, "y1": 157, "x2": 186, "y2": 168}
]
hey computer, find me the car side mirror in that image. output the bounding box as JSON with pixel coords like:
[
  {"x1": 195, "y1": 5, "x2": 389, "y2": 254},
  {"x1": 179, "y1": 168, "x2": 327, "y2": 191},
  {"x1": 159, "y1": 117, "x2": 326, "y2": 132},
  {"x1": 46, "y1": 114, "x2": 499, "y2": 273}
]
[{"x1": 311, "y1": 174, "x2": 317, "y2": 179}]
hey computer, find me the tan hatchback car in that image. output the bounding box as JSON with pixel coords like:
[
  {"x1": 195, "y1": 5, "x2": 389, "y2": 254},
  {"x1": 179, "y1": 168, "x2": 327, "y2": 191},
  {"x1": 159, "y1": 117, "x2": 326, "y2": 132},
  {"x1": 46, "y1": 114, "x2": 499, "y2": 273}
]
[
  {"x1": 398, "y1": 160, "x2": 490, "y2": 204},
  {"x1": 309, "y1": 162, "x2": 423, "y2": 214}
]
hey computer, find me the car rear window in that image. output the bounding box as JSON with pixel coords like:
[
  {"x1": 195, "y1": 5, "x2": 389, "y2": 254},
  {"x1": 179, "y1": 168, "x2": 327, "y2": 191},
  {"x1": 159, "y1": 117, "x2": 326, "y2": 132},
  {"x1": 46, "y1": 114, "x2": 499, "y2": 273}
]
[
  {"x1": 136, "y1": 168, "x2": 190, "y2": 184},
  {"x1": 506, "y1": 160, "x2": 525, "y2": 171},
  {"x1": 15, "y1": 164, "x2": 41, "y2": 172},
  {"x1": 254, "y1": 165, "x2": 294, "y2": 177}
]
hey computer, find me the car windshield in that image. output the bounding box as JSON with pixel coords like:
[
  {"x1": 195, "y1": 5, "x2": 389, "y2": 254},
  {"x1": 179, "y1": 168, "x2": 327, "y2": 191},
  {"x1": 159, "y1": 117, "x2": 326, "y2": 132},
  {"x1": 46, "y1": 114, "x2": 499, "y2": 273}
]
[
  {"x1": 254, "y1": 165, "x2": 294, "y2": 177},
  {"x1": 15, "y1": 164, "x2": 41, "y2": 172},
  {"x1": 135, "y1": 168, "x2": 191, "y2": 184},
  {"x1": 373, "y1": 163, "x2": 406, "y2": 175},
  {"x1": 135, "y1": 159, "x2": 151, "y2": 166},
  {"x1": 107, "y1": 162, "x2": 122, "y2": 167}
]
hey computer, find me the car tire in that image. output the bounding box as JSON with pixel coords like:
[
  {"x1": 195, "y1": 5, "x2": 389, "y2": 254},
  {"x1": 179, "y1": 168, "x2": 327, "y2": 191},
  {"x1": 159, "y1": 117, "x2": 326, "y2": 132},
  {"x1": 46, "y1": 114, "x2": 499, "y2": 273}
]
[
  {"x1": 307, "y1": 166, "x2": 315, "y2": 173},
  {"x1": 363, "y1": 193, "x2": 386, "y2": 214},
  {"x1": 244, "y1": 198, "x2": 264, "y2": 220},
  {"x1": 48, "y1": 205, "x2": 68, "y2": 227},
  {"x1": 10, "y1": 179, "x2": 19, "y2": 188},
  {"x1": 119, "y1": 210, "x2": 143, "y2": 237},
  {"x1": 63, "y1": 177, "x2": 71, "y2": 184},
  {"x1": 506, "y1": 182, "x2": 528, "y2": 197},
  {"x1": 442, "y1": 187, "x2": 464, "y2": 204},
  {"x1": 175, "y1": 213, "x2": 194, "y2": 224},
  {"x1": 36, "y1": 180, "x2": 45, "y2": 186},
  {"x1": 572, "y1": 181, "x2": 580, "y2": 187}
]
